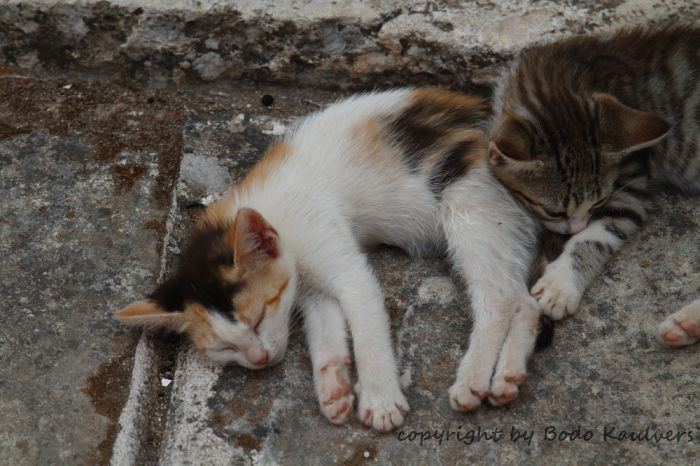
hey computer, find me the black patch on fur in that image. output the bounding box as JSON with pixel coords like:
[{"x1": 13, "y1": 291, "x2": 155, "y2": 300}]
[
  {"x1": 391, "y1": 110, "x2": 445, "y2": 168},
  {"x1": 430, "y1": 140, "x2": 478, "y2": 194},
  {"x1": 148, "y1": 225, "x2": 241, "y2": 321},
  {"x1": 390, "y1": 97, "x2": 488, "y2": 169},
  {"x1": 535, "y1": 315, "x2": 554, "y2": 351}
]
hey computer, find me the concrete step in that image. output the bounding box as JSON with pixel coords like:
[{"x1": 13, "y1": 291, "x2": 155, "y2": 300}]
[{"x1": 1, "y1": 1, "x2": 699, "y2": 465}]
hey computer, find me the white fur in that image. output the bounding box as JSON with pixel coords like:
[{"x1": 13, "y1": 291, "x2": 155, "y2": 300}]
[
  {"x1": 223, "y1": 90, "x2": 541, "y2": 427},
  {"x1": 441, "y1": 165, "x2": 540, "y2": 411},
  {"x1": 658, "y1": 298, "x2": 700, "y2": 347}
]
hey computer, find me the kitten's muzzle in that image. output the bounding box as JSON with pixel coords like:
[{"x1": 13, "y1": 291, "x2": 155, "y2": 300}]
[{"x1": 245, "y1": 346, "x2": 269, "y2": 366}]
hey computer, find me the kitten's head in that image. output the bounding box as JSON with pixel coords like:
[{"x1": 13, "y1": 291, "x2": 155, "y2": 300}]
[
  {"x1": 489, "y1": 92, "x2": 669, "y2": 234},
  {"x1": 115, "y1": 206, "x2": 297, "y2": 369}
]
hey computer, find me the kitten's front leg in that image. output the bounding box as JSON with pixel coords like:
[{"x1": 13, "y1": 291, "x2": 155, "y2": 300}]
[
  {"x1": 533, "y1": 198, "x2": 647, "y2": 320},
  {"x1": 658, "y1": 298, "x2": 700, "y2": 347},
  {"x1": 302, "y1": 293, "x2": 354, "y2": 425},
  {"x1": 324, "y1": 251, "x2": 409, "y2": 432}
]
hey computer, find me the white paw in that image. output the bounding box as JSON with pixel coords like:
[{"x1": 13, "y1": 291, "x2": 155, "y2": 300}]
[
  {"x1": 488, "y1": 298, "x2": 537, "y2": 407},
  {"x1": 448, "y1": 352, "x2": 493, "y2": 412},
  {"x1": 448, "y1": 379, "x2": 490, "y2": 412},
  {"x1": 316, "y1": 357, "x2": 354, "y2": 425},
  {"x1": 658, "y1": 300, "x2": 700, "y2": 348},
  {"x1": 356, "y1": 382, "x2": 409, "y2": 432},
  {"x1": 531, "y1": 257, "x2": 582, "y2": 320},
  {"x1": 488, "y1": 372, "x2": 527, "y2": 406}
]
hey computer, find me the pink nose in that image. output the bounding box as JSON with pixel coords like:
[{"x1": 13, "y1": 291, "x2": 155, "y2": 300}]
[
  {"x1": 566, "y1": 221, "x2": 586, "y2": 235},
  {"x1": 245, "y1": 346, "x2": 269, "y2": 366}
]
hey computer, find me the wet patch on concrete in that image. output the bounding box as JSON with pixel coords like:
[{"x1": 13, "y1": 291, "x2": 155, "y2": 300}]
[
  {"x1": 0, "y1": 69, "x2": 185, "y2": 207},
  {"x1": 0, "y1": 66, "x2": 180, "y2": 464},
  {"x1": 82, "y1": 345, "x2": 137, "y2": 466}
]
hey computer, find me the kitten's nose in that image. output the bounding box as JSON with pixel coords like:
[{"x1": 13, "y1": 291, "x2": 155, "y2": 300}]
[
  {"x1": 245, "y1": 346, "x2": 269, "y2": 366},
  {"x1": 566, "y1": 220, "x2": 587, "y2": 235}
]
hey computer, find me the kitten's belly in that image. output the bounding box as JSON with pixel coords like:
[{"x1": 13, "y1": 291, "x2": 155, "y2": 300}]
[{"x1": 352, "y1": 183, "x2": 444, "y2": 256}]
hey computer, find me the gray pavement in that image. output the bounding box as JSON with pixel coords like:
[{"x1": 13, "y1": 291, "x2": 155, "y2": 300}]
[{"x1": 0, "y1": 1, "x2": 698, "y2": 465}]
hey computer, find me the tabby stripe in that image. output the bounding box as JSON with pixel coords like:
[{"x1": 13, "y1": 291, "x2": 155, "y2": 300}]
[
  {"x1": 615, "y1": 183, "x2": 652, "y2": 200},
  {"x1": 604, "y1": 223, "x2": 629, "y2": 241},
  {"x1": 593, "y1": 206, "x2": 645, "y2": 226}
]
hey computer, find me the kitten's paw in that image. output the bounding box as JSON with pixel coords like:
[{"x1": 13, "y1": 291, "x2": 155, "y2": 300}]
[
  {"x1": 316, "y1": 357, "x2": 354, "y2": 425},
  {"x1": 488, "y1": 373, "x2": 527, "y2": 406},
  {"x1": 658, "y1": 301, "x2": 700, "y2": 347},
  {"x1": 356, "y1": 383, "x2": 409, "y2": 432},
  {"x1": 531, "y1": 258, "x2": 582, "y2": 320},
  {"x1": 449, "y1": 346, "x2": 497, "y2": 412},
  {"x1": 488, "y1": 300, "x2": 534, "y2": 407},
  {"x1": 448, "y1": 379, "x2": 490, "y2": 412}
]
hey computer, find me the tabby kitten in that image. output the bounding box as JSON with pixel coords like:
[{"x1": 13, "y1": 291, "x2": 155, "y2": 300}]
[
  {"x1": 116, "y1": 88, "x2": 545, "y2": 431},
  {"x1": 488, "y1": 26, "x2": 700, "y2": 345}
]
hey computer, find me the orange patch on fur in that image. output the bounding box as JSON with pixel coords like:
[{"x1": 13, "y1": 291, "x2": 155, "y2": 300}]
[
  {"x1": 238, "y1": 142, "x2": 291, "y2": 193},
  {"x1": 201, "y1": 196, "x2": 234, "y2": 229},
  {"x1": 410, "y1": 88, "x2": 490, "y2": 114},
  {"x1": 183, "y1": 302, "x2": 216, "y2": 350},
  {"x1": 351, "y1": 116, "x2": 404, "y2": 172},
  {"x1": 233, "y1": 262, "x2": 291, "y2": 328},
  {"x1": 265, "y1": 277, "x2": 290, "y2": 308}
]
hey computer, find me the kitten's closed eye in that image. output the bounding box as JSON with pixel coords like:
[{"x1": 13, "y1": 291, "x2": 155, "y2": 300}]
[
  {"x1": 540, "y1": 206, "x2": 566, "y2": 219},
  {"x1": 253, "y1": 307, "x2": 266, "y2": 333},
  {"x1": 589, "y1": 198, "x2": 608, "y2": 211}
]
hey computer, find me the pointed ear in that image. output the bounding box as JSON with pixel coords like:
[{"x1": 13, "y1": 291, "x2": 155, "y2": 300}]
[
  {"x1": 594, "y1": 93, "x2": 670, "y2": 155},
  {"x1": 229, "y1": 207, "x2": 279, "y2": 270},
  {"x1": 114, "y1": 299, "x2": 186, "y2": 332},
  {"x1": 490, "y1": 116, "x2": 532, "y2": 164}
]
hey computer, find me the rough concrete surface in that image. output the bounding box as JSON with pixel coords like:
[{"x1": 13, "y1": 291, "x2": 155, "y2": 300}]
[
  {"x1": 1, "y1": 0, "x2": 699, "y2": 90},
  {"x1": 0, "y1": 1, "x2": 698, "y2": 465}
]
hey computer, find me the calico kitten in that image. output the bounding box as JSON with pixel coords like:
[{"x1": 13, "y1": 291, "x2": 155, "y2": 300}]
[
  {"x1": 116, "y1": 88, "x2": 545, "y2": 430},
  {"x1": 487, "y1": 26, "x2": 700, "y2": 345}
]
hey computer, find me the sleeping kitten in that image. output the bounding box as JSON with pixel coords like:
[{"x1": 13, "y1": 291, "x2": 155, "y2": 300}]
[
  {"x1": 116, "y1": 88, "x2": 545, "y2": 430},
  {"x1": 487, "y1": 26, "x2": 700, "y2": 346}
]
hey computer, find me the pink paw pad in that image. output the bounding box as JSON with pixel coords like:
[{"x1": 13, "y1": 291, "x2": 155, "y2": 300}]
[{"x1": 679, "y1": 320, "x2": 700, "y2": 337}]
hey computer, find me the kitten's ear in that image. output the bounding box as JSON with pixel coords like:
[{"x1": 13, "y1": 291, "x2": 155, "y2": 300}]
[
  {"x1": 230, "y1": 207, "x2": 279, "y2": 270},
  {"x1": 489, "y1": 141, "x2": 545, "y2": 176},
  {"x1": 114, "y1": 299, "x2": 186, "y2": 332},
  {"x1": 490, "y1": 116, "x2": 532, "y2": 165},
  {"x1": 594, "y1": 93, "x2": 670, "y2": 156}
]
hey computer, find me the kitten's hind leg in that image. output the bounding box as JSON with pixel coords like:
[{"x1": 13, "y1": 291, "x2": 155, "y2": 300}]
[
  {"x1": 658, "y1": 298, "x2": 700, "y2": 347},
  {"x1": 489, "y1": 295, "x2": 540, "y2": 406},
  {"x1": 448, "y1": 297, "x2": 514, "y2": 411},
  {"x1": 302, "y1": 293, "x2": 354, "y2": 425},
  {"x1": 441, "y1": 168, "x2": 540, "y2": 412}
]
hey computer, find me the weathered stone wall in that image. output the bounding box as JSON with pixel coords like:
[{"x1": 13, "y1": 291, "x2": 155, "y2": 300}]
[{"x1": 2, "y1": 0, "x2": 697, "y2": 89}]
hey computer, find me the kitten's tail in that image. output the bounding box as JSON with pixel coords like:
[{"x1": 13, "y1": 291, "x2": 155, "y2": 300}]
[{"x1": 530, "y1": 230, "x2": 567, "y2": 352}]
